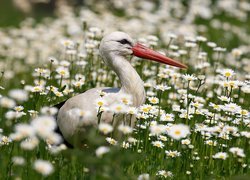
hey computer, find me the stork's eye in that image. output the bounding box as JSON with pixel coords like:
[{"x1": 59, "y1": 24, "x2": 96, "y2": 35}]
[{"x1": 117, "y1": 39, "x2": 132, "y2": 46}]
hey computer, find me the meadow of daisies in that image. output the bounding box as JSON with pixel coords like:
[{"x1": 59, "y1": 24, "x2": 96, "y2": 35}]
[{"x1": 0, "y1": 0, "x2": 250, "y2": 179}]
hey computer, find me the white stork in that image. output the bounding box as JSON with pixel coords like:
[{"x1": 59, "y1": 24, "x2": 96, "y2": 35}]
[{"x1": 56, "y1": 31, "x2": 187, "y2": 147}]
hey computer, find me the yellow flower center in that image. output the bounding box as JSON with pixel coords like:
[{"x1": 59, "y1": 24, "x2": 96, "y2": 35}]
[
  {"x1": 142, "y1": 107, "x2": 150, "y2": 113},
  {"x1": 122, "y1": 98, "x2": 128, "y2": 104},
  {"x1": 241, "y1": 110, "x2": 247, "y2": 115},
  {"x1": 214, "y1": 105, "x2": 219, "y2": 109},
  {"x1": 225, "y1": 72, "x2": 231, "y2": 77},
  {"x1": 97, "y1": 102, "x2": 104, "y2": 106},
  {"x1": 116, "y1": 106, "x2": 122, "y2": 111},
  {"x1": 219, "y1": 155, "x2": 224, "y2": 159},
  {"x1": 174, "y1": 130, "x2": 181, "y2": 135}
]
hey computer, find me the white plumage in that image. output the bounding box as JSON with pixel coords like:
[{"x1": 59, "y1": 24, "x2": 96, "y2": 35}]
[{"x1": 57, "y1": 31, "x2": 186, "y2": 147}]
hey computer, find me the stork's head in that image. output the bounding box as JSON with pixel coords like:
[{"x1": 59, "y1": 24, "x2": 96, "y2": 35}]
[
  {"x1": 100, "y1": 31, "x2": 187, "y2": 69},
  {"x1": 100, "y1": 31, "x2": 134, "y2": 57}
]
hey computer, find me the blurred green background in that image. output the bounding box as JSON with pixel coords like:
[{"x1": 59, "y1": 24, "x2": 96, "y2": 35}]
[
  {"x1": 0, "y1": 0, "x2": 58, "y2": 27},
  {"x1": 0, "y1": 1, "x2": 25, "y2": 27},
  {"x1": 0, "y1": 0, "x2": 250, "y2": 49}
]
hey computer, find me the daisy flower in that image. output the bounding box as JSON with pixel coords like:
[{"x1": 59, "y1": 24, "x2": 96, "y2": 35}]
[
  {"x1": 218, "y1": 69, "x2": 235, "y2": 78},
  {"x1": 183, "y1": 74, "x2": 197, "y2": 81},
  {"x1": 98, "y1": 123, "x2": 113, "y2": 135},
  {"x1": 167, "y1": 124, "x2": 190, "y2": 140},
  {"x1": 109, "y1": 103, "x2": 128, "y2": 114},
  {"x1": 229, "y1": 147, "x2": 245, "y2": 157},
  {"x1": 148, "y1": 97, "x2": 159, "y2": 104},
  {"x1": 33, "y1": 159, "x2": 54, "y2": 176},
  {"x1": 155, "y1": 84, "x2": 171, "y2": 91},
  {"x1": 150, "y1": 124, "x2": 166, "y2": 136},
  {"x1": 152, "y1": 140, "x2": 165, "y2": 148},
  {"x1": 106, "y1": 137, "x2": 117, "y2": 145},
  {"x1": 213, "y1": 152, "x2": 228, "y2": 160},
  {"x1": 156, "y1": 170, "x2": 173, "y2": 178},
  {"x1": 127, "y1": 107, "x2": 138, "y2": 115},
  {"x1": 95, "y1": 146, "x2": 110, "y2": 158},
  {"x1": 119, "y1": 94, "x2": 133, "y2": 105},
  {"x1": 118, "y1": 124, "x2": 133, "y2": 134},
  {"x1": 165, "y1": 150, "x2": 181, "y2": 157},
  {"x1": 160, "y1": 113, "x2": 174, "y2": 122},
  {"x1": 138, "y1": 173, "x2": 150, "y2": 180},
  {"x1": 95, "y1": 98, "x2": 106, "y2": 107}
]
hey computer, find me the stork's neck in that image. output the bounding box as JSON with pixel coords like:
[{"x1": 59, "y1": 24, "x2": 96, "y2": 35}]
[{"x1": 106, "y1": 54, "x2": 145, "y2": 107}]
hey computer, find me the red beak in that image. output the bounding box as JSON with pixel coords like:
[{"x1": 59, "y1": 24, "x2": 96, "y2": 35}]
[{"x1": 132, "y1": 43, "x2": 187, "y2": 69}]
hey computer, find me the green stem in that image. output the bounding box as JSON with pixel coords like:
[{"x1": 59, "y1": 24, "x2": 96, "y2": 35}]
[
  {"x1": 186, "y1": 81, "x2": 190, "y2": 124},
  {"x1": 157, "y1": 91, "x2": 163, "y2": 121}
]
